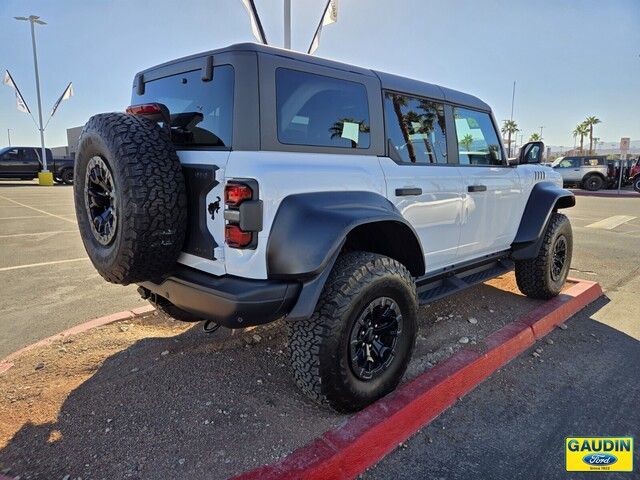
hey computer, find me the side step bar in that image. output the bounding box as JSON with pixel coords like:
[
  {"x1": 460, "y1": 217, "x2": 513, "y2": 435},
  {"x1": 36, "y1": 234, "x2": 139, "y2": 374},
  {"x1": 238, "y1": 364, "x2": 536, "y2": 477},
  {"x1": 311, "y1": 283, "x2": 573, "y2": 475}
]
[{"x1": 417, "y1": 257, "x2": 514, "y2": 305}]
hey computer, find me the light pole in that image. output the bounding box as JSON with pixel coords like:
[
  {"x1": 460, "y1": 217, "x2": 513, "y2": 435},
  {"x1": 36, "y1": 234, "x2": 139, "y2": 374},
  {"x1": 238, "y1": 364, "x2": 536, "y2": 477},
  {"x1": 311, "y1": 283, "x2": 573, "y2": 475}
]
[
  {"x1": 283, "y1": 0, "x2": 291, "y2": 49},
  {"x1": 539, "y1": 126, "x2": 544, "y2": 140},
  {"x1": 14, "y1": 15, "x2": 51, "y2": 185},
  {"x1": 7, "y1": 129, "x2": 12, "y2": 147}
]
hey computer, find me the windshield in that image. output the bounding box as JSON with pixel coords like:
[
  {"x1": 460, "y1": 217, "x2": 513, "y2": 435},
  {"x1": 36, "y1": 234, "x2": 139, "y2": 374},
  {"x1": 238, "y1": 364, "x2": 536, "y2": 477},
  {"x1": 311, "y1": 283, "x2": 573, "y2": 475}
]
[{"x1": 132, "y1": 65, "x2": 234, "y2": 148}]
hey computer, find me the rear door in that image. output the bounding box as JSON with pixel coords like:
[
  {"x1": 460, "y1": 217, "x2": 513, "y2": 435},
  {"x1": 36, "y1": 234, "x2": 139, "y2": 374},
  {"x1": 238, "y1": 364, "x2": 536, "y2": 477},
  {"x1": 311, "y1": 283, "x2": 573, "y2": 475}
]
[
  {"x1": 23, "y1": 148, "x2": 42, "y2": 176},
  {"x1": 380, "y1": 92, "x2": 464, "y2": 273},
  {"x1": 453, "y1": 107, "x2": 523, "y2": 260}
]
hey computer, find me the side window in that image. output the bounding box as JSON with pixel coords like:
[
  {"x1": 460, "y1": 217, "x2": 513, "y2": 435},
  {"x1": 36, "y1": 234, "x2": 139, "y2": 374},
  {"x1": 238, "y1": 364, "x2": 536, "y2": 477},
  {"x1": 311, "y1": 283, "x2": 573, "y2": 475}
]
[
  {"x1": 276, "y1": 68, "x2": 370, "y2": 149},
  {"x1": 1, "y1": 149, "x2": 20, "y2": 161},
  {"x1": 383, "y1": 92, "x2": 447, "y2": 164},
  {"x1": 454, "y1": 107, "x2": 503, "y2": 166},
  {"x1": 557, "y1": 158, "x2": 576, "y2": 168},
  {"x1": 24, "y1": 149, "x2": 38, "y2": 162}
]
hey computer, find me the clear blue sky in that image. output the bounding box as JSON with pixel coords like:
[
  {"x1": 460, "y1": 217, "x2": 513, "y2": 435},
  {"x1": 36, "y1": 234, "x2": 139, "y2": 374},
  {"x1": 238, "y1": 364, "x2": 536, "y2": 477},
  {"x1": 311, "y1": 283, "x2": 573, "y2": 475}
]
[{"x1": 1, "y1": 0, "x2": 638, "y2": 149}]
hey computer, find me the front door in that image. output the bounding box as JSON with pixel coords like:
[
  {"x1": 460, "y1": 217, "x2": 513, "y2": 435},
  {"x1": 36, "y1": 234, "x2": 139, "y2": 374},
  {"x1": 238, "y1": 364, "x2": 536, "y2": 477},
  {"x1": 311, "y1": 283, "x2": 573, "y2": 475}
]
[
  {"x1": 452, "y1": 107, "x2": 523, "y2": 261},
  {"x1": 380, "y1": 92, "x2": 463, "y2": 274},
  {"x1": 0, "y1": 148, "x2": 23, "y2": 177},
  {"x1": 553, "y1": 157, "x2": 581, "y2": 182}
]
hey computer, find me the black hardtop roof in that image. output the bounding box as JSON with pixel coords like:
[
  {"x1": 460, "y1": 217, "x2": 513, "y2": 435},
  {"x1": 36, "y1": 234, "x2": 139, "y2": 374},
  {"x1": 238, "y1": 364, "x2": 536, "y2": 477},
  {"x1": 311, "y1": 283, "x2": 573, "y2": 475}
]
[{"x1": 137, "y1": 43, "x2": 490, "y2": 111}]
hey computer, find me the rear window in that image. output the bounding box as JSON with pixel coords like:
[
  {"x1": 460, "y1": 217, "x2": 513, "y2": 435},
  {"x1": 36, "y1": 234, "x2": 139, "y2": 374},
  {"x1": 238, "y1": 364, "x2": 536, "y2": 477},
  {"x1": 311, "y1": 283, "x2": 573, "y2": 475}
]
[
  {"x1": 275, "y1": 68, "x2": 370, "y2": 149},
  {"x1": 133, "y1": 65, "x2": 234, "y2": 148}
]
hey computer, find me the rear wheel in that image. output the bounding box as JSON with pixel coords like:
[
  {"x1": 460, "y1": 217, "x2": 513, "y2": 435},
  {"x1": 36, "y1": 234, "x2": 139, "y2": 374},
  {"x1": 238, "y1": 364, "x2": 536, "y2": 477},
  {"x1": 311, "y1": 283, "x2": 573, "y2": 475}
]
[
  {"x1": 515, "y1": 213, "x2": 572, "y2": 299},
  {"x1": 582, "y1": 174, "x2": 604, "y2": 191},
  {"x1": 633, "y1": 177, "x2": 640, "y2": 193},
  {"x1": 288, "y1": 252, "x2": 417, "y2": 413}
]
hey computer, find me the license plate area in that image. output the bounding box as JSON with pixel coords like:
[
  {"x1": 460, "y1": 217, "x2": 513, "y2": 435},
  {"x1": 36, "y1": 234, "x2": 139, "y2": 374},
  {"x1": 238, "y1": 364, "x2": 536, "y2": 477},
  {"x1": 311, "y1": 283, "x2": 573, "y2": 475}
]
[{"x1": 182, "y1": 165, "x2": 219, "y2": 260}]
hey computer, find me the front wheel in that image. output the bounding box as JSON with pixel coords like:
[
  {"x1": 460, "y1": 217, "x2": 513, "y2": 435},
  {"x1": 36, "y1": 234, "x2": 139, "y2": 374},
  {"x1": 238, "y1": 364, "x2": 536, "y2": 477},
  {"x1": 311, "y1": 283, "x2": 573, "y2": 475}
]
[
  {"x1": 633, "y1": 177, "x2": 640, "y2": 193},
  {"x1": 515, "y1": 213, "x2": 573, "y2": 299},
  {"x1": 61, "y1": 168, "x2": 74, "y2": 185},
  {"x1": 287, "y1": 252, "x2": 418, "y2": 413}
]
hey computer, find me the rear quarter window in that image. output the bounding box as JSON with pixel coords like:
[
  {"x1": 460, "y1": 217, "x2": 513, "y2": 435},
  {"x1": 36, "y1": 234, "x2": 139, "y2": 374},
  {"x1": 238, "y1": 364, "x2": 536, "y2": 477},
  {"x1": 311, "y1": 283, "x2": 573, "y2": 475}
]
[
  {"x1": 133, "y1": 65, "x2": 234, "y2": 148},
  {"x1": 275, "y1": 68, "x2": 370, "y2": 149}
]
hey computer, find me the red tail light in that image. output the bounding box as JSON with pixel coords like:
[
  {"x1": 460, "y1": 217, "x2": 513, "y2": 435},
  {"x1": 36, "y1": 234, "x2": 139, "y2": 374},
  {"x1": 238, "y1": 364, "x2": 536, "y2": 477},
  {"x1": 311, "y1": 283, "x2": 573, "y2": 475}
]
[
  {"x1": 126, "y1": 103, "x2": 163, "y2": 115},
  {"x1": 225, "y1": 183, "x2": 253, "y2": 206},
  {"x1": 225, "y1": 224, "x2": 252, "y2": 248}
]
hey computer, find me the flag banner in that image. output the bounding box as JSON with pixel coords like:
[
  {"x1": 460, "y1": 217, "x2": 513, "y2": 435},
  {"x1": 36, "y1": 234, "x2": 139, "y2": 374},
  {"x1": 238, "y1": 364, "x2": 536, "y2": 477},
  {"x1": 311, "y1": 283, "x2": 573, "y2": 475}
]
[
  {"x1": 3, "y1": 70, "x2": 31, "y2": 114},
  {"x1": 51, "y1": 82, "x2": 74, "y2": 117},
  {"x1": 308, "y1": 0, "x2": 338, "y2": 54},
  {"x1": 240, "y1": 0, "x2": 268, "y2": 45}
]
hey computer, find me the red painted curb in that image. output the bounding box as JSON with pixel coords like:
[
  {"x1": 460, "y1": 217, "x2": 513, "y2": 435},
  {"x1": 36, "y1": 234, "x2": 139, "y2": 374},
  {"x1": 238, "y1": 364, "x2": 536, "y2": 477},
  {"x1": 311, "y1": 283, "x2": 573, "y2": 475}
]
[
  {"x1": 0, "y1": 475, "x2": 13, "y2": 480},
  {"x1": 233, "y1": 279, "x2": 603, "y2": 480},
  {"x1": 0, "y1": 304, "x2": 156, "y2": 375}
]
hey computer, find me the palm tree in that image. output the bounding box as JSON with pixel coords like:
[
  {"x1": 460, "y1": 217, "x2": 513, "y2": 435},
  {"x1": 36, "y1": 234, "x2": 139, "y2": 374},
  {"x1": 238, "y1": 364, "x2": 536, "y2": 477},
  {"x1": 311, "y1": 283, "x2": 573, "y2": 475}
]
[
  {"x1": 583, "y1": 116, "x2": 601, "y2": 154},
  {"x1": 460, "y1": 134, "x2": 474, "y2": 152},
  {"x1": 501, "y1": 120, "x2": 519, "y2": 157},
  {"x1": 573, "y1": 123, "x2": 589, "y2": 153},
  {"x1": 529, "y1": 132, "x2": 542, "y2": 142},
  {"x1": 385, "y1": 92, "x2": 416, "y2": 161}
]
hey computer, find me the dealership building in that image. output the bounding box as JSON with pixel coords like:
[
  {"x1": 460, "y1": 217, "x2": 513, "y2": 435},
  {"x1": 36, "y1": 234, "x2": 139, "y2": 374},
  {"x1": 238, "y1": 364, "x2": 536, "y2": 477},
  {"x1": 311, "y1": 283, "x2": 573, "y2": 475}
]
[{"x1": 50, "y1": 126, "x2": 83, "y2": 158}]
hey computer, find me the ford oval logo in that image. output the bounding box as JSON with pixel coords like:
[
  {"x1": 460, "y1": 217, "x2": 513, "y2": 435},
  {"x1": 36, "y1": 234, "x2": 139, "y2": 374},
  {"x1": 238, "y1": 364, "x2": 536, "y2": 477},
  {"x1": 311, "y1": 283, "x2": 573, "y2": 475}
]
[{"x1": 582, "y1": 453, "x2": 618, "y2": 465}]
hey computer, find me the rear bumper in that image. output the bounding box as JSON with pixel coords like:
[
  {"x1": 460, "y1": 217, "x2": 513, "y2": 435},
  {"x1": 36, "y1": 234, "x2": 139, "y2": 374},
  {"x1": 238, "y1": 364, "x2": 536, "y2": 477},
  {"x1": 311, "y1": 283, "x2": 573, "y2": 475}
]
[{"x1": 140, "y1": 267, "x2": 300, "y2": 328}]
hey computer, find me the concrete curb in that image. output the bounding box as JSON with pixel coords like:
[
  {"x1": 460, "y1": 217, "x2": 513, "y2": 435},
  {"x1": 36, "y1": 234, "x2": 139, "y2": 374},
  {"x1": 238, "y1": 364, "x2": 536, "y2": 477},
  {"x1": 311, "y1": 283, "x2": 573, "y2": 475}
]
[
  {"x1": 0, "y1": 305, "x2": 155, "y2": 375},
  {"x1": 233, "y1": 279, "x2": 603, "y2": 480}
]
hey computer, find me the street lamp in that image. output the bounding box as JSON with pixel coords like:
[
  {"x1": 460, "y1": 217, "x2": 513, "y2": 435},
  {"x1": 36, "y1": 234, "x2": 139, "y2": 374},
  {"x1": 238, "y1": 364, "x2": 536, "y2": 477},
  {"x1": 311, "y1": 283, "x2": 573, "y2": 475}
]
[
  {"x1": 14, "y1": 15, "x2": 51, "y2": 185},
  {"x1": 7, "y1": 129, "x2": 12, "y2": 147}
]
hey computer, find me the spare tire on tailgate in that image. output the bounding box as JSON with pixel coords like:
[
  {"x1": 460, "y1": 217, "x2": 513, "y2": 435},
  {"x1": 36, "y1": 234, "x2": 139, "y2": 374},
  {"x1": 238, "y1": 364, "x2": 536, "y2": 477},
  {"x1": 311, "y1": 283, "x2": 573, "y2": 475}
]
[{"x1": 74, "y1": 112, "x2": 187, "y2": 285}]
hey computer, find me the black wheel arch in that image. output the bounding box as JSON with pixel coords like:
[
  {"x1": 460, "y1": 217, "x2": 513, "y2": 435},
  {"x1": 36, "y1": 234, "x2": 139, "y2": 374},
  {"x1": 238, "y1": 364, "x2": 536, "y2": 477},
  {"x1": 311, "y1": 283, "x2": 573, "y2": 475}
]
[
  {"x1": 267, "y1": 191, "x2": 425, "y2": 321},
  {"x1": 511, "y1": 182, "x2": 575, "y2": 260}
]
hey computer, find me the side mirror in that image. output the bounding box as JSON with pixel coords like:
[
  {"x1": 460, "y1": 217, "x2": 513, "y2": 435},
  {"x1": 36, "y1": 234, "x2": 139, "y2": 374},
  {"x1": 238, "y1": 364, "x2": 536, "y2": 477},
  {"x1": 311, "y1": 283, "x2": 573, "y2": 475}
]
[
  {"x1": 507, "y1": 157, "x2": 519, "y2": 166},
  {"x1": 518, "y1": 141, "x2": 545, "y2": 164}
]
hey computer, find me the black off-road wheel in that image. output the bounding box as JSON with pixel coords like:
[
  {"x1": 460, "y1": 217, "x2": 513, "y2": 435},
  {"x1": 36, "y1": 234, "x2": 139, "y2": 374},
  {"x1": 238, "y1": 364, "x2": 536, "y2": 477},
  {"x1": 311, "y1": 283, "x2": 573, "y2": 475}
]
[
  {"x1": 287, "y1": 252, "x2": 418, "y2": 413},
  {"x1": 515, "y1": 213, "x2": 573, "y2": 299},
  {"x1": 61, "y1": 168, "x2": 74, "y2": 185},
  {"x1": 74, "y1": 112, "x2": 187, "y2": 285},
  {"x1": 582, "y1": 174, "x2": 604, "y2": 191},
  {"x1": 633, "y1": 177, "x2": 640, "y2": 193}
]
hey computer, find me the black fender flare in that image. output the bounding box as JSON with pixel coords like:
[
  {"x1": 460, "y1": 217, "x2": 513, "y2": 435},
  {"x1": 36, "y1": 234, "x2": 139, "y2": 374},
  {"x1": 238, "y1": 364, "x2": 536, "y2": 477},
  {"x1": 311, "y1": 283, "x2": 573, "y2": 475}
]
[
  {"x1": 511, "y1": 182, "x2": 575, "y2": 260},
  {"x1": 266, "y1": 191, "x2": 424, "y2": 320}
]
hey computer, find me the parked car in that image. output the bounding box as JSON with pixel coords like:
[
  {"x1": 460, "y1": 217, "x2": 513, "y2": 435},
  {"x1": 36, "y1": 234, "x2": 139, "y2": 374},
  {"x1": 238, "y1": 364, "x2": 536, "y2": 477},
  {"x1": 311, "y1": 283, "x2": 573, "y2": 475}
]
[
  {"x1": 551, "y1": 155, "x2": 610, "y2": 191},
  {"x1": 73, "y1": 43, "x2": 575, "y2": 412},
  {"x1": 629, "y1": 157, "x2": 640, "y2": 192},
  {"x1": 0, "y1": 146, "x2": 74, "y2": 184}
]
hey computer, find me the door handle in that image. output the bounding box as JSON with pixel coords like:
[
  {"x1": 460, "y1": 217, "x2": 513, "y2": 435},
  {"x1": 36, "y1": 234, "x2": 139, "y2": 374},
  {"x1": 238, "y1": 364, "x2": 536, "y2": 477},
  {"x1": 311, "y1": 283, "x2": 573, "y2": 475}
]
[
  {"x1": 467, "y1": 185, "x2": 487, "y2": 192},
  {"x1": 395, "y1": 187, "x2": 422, "y2": 196}
]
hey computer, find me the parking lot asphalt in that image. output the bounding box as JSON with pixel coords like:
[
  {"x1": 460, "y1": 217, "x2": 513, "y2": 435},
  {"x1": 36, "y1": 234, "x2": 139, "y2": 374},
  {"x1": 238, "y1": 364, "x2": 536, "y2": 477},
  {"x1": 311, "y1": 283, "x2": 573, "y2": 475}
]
[
  {"x1": 0, "y1": 181, "x2": 145, "y2": 358},
  {"x1": 367, "y1": 194, "x2": 640, "y2": 479}
]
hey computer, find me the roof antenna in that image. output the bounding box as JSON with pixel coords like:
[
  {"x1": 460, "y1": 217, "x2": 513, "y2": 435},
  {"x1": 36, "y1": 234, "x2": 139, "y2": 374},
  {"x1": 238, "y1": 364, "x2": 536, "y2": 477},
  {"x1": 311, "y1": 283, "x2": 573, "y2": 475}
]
[{"x1": 240, "y1": 0, "x2": 268, "y2": 45}]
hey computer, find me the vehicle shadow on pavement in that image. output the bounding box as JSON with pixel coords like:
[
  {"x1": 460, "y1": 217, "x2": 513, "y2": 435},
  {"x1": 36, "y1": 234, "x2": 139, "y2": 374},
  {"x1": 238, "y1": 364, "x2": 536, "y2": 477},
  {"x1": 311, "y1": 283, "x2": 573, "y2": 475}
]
[{"x1": 0, "y1": 279, "x2": 558, "y2": 480}]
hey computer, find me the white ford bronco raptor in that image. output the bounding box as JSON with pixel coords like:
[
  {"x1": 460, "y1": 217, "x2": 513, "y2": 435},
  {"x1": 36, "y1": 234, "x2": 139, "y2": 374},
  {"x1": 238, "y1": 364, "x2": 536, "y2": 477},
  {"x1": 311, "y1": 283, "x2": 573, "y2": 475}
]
[{"x1": 74, "y1": 43, "x2": 574, "y2": 413}]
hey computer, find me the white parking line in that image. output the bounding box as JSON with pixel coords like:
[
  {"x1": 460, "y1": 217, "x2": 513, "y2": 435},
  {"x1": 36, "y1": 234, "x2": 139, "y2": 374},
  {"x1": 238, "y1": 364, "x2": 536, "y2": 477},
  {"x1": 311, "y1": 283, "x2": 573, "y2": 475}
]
[
  {"x1": 0, "y1": 257, "x2": 88, "y2": 272},
  {"x1": 585, "y1": 215, "x2": 637, "y2": 230},
  {"x1": 0, "y1": 194, "x2": 76, "y2": 224},
  {"x1": 0, "y1": 230, "x2": 77, "y2": 239},
  {"x1": 0, "y1": 215, "x2": 50, "y2": 220}
]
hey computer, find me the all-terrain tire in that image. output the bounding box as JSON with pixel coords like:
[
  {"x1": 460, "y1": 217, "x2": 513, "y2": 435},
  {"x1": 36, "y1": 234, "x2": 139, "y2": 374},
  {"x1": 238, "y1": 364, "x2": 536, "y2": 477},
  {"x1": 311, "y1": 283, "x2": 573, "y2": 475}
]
[
  {"x1": 287, "y1": 252, "x2": 418, "y2": 413},
  {"x1": 633, "y1": 176, "x2": 640, "y2": 193},
  {"x1": 582, "y1": 174, "x2": 604, "y2": 191},
  {"x1": 74, "y1": 112, "x2": 187, "y2": 285},
  {"x1": 515, "y1": 213, "x2": 572, "y2": 299}
]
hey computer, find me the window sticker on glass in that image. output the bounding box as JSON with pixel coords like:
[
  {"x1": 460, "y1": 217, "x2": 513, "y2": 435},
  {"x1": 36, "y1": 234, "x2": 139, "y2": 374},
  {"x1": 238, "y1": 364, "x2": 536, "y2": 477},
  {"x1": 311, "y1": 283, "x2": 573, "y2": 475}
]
[
  {"x1": 341, "y1": 121, "x2": 360, "y2": 144},
  {"x1": 467, "y1": 117, "x2": 480, "y2": 129}
]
